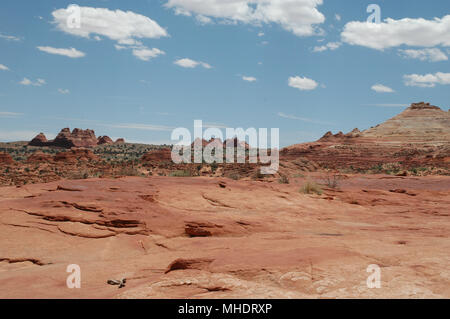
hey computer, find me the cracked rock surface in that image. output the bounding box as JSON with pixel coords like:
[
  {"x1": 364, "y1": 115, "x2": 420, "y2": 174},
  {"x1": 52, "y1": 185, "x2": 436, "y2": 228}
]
[{"x1": 0, "y1": 175, "x2": 449, "y2": 298}]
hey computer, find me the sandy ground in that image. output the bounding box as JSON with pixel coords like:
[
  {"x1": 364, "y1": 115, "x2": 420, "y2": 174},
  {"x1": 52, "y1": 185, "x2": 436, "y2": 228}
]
[{"x1": 0, "y1": 175, "x2": 449, "y2": 299}]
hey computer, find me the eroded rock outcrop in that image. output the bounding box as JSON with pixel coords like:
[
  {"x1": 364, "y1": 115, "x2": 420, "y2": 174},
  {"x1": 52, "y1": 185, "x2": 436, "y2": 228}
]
[
  {"x1": 0, "y1": 152, "x2": 14, "y2": 165},
  {"x1": 28, "y1": 133, "x2": 48, "y2": 147},
  {"x1": 282, "y1": 102, "x2": 450, "y2": 171},
  {"x1": 97, "y1": 136, "x2": 114, "y2": 145},
  {"x1": 53, "y1": 148, "x2": 99, "y2": 163},
  {"x1": 27, "y1": 152, "x2": 53, "y2": 163},
  {"x1": 141, "y1": 148, "x2": 172, "y2": 162},
  {"x1": 28, "y1": 128, "x2": 124, "y2": 149}
]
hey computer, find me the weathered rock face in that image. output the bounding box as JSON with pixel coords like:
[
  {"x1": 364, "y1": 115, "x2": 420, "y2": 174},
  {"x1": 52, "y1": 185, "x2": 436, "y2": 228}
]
[
  {"x1": 0, "y1": 152, "x2": 14, "y2": 165},
  {"x1": 53, "y1": 128, "x2": 98, "y2": 148},
  {"x1": 27, "y1": 152, "x2": 53, "y2": 163},
  {"x1": 28, "y1": 133, "x2": 48, "y2": 147},
  {"x1": 28, "y1": 128, "x2": 124, "y2": 149},
  {"x1": 53, "y1": 148, "x2": 99, "y2": 163},
  {"x1": 97, "y1": 136, "x2": 114, "y2": 145},
  {"x1": 115, "y1": 138, "x2": 125, "y2": 144},
  {"x1": 0, "y1": 176, "x2": 449, "y2": 298},
  {"x1": 141, "y1": 148, "x2": 172, "y2": 162},
  {"x1": 282, "y1": 102, "x2": 450, "y2": 170},
  {"x1": 362, "y1": 102, "x2": 450, "y2": 142}
]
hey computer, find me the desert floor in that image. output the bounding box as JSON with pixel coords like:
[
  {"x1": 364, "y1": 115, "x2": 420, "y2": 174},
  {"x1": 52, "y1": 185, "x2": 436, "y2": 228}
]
[{"x1": 0, "y1": 174, "x2": 449, "y2": 298}]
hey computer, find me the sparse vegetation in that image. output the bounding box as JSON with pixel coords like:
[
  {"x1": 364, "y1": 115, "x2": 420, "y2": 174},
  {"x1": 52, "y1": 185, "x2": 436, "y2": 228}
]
[
  {"x1": 323, "y1": 172, "x2": 342, "y2": 189},
  {"x1": 278, "y1": 175, "x2": 290, "y2": 184},
  {"x1": 169, "y1": 170, "x2": 192, "y2": 177},
  {"x1": 228, "y1": 173, "x2": 241, "y2": 180},
  {"x1": 300, "y1": 181, "x2": 323, "y2": 195}
]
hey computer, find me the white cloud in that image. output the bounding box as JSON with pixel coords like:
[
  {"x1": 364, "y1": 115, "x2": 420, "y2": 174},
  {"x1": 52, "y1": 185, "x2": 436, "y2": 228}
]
[
  {"x1": 196, "y1": 15, "x2": 213, "y2": 25},
  {"x1": 341, "y1": 15, "x2": 450, "y2": 50},
  {"x1": 52, "y1": 6, "x2": 168, "y2": 41},
  {"x1": 132, "y1": 48, "x2": 165, "y2": 61},
  {"x1": 313, "y1": 41, "x2": 341, "y2": 52},
  {"x1": 403, "y1": 72, "x2": 450, "y2": 88},
  {"x1": 174, "y1": 58, "x2": 212, "y2": 69},
  {"x1": 0, "y1": 33, "x2": 21, "y2": 41},
  {"x1": 371, "y1": 84, "x2": 395, "y2": 93},
  {"x1": 0, "y1": 111, "x2": 23, "y2": 118},
  {"x1": 52, "y1": 6, "x2": 168, "y2": 60},
  {"x1": 277, "y1": 112, "x2": 332, "y2": 125},
  {"x1": 37, "y1": 46, "x2": 86, "y2": 58},
  {"x1": 398, "y1": 48, "x2": 448, "y2": 62},
  {"x1": 288, "y1": 76, "x2": 319, "y2": 91},
  {"x1": 242, "y1": 76, "x2": 257, "y2": 82},
  {"x1": 335, "y1": 14, "x2": 341, "y2": 22},
  {"x1": 58, "y1": 88, "x2": 70, "y2": 94},
  {"x1": 258, "y1": 32, "x2": 265, "y2": 37},
  {"x1": 165, "y1": 0, "x2": 326, "y2": 37},
  {"x1": 19, "y1": 78, "x2": 46, "y2": 87},
  {"x1": 0, "y1": 64, "x2": 9, "y2": 71}
]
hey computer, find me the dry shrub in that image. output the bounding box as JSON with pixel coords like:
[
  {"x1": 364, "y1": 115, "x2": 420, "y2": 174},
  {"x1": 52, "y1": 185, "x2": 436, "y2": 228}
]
[{"x1": 301, "y1": 181, "x2": 323, "y2": 195}]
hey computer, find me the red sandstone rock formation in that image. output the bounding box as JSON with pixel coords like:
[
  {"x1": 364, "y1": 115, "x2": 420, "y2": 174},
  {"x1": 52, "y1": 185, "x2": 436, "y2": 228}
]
[
  {"x1": 0, "y1": 175, "x2": 449, "y2": 298},
  {"x1": 28, "y1": 128, "x2": 124, "y2": 148},
  {"x1": 0, "y1": 152, "x2": 14, "y2": 165},
  {"x1": 53, "y1": 128, "x2": 98, "y2": 148},
  {"x1": 115, "y1": 138, "x2": 125, "y2": 144},
  {"x1": 28, "y1": 133, "x2": 48, "y2": 147},
  {"x1": 27, "y1": 152, "x2": 53, "y2": 163},
  {"x1": 53, "y1": 148, "x2": 99, "y2": 163},
  {"x1": 97, "y1": 136, "x2": 114, "y2": 145},
  {"x1": 282, "y1": 102, "x2": 450, "y2": 170},
  {"x1": 141, "y1": 148, "x2": 173, "y2": 162}
]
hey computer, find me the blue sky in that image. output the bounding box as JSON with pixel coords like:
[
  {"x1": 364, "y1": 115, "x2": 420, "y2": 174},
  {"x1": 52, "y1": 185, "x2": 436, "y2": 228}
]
[{"x1": 0, "y1": 0, "x2": 449, "y2": 146}]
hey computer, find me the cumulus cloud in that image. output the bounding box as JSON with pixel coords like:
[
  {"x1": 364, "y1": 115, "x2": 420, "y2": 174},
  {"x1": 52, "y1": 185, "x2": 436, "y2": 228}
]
[
  {"x1": 341, "y1": 15, "x2": 450, "y2": 50},
  {"x1": 371, "y1": 84, "x2": 395, "y2": 93},
  {"x1": 132, "y1": 48, "x2": 165, "y2": 61},
  {"x1": 37, "y1": 46, "x2": 86, "y2": 58},
  {"x1": 313, "y1": 41, "x2": 341, "y2": 52},
  {"x1": 398, "y1": 48, "x2": 448, "y2": 62},
  {"x1": 52, "y1": 6, "x2": 168, "y2": 61},
  {"x1": 19, "y1": 78, "x2": 46, "y2": 87},
  {"x1": 196, "y1": 15, "x2": 213, "y2": 25},
  {"x1": 0, "y1": 64, "x2": 9, "y2": 71},
  {"x1": 288, "y1": 76, "x2": 319, "y2": 91},
  {"x1": 174, "y1": 58, "x2": 212, "y2": 69},
  {"x1": 242, "y1": 76, "x2": 257, "y2": 82},
  {"x1": 403, "y1": 72, "x2": 450, "y2": 88},
  {"x1": 165, "y1": 0, "x2": 325, "y2": 37},
  {"x1": 52, "y1": 6, "x2": 168, "y2": 41}
]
